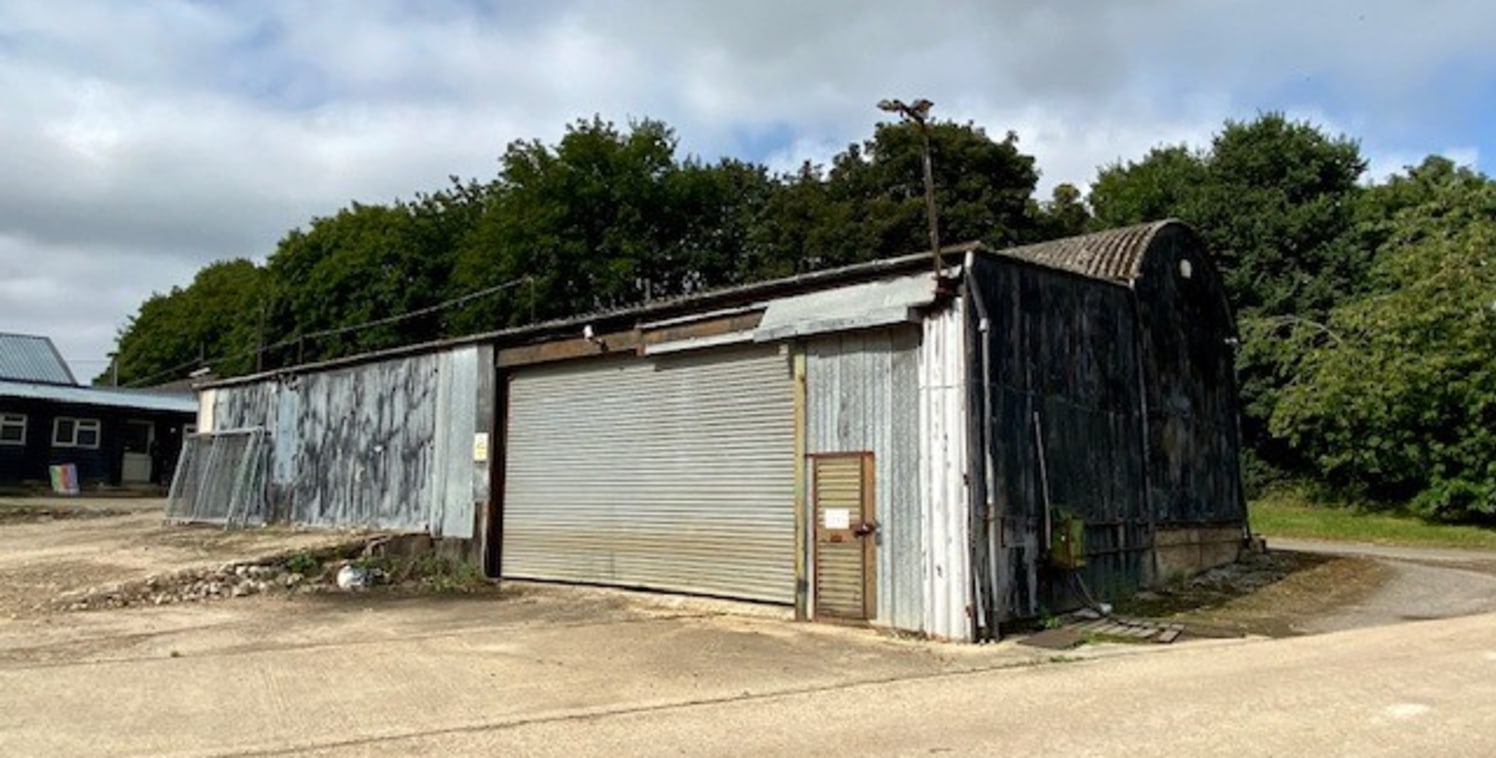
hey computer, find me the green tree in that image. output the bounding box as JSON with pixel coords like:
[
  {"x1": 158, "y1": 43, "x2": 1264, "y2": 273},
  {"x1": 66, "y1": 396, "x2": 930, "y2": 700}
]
[
  {"x1": 1089, "y1": 113, "x2": 1368, "y2": 481},
  {"x1": 1093, "y1": 113, "x2": 1367, "y2": 316},
  {"x1": 1034, "y1": 183, "x2": 1092, "y2": 239},
  {"x1": 453, "y1": 118, "x2": 701, "y2": 331},
  {"x1": 263, "y1": 188, "x2": 477, "y2": 364},
  {"x1": 808, "y1": 121, "x2": 1040, "y2": 267},
  {"x1": 109, "y1": 115, "x2": 1051, "y2": 381},
  {"x1": 1271, "y1": 163, "x2": 1496, "y2": 522},
  {"x1": 107, "y1": 259, "x2": 267, "y2": 386},
  {"x1": 1089, "y1": 145, "x2": 1208, "y2": 231}
]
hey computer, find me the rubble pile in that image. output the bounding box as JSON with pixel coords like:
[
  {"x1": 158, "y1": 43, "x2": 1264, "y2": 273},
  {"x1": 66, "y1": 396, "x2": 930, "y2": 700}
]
[{"x1": 56, "y1": 561, "x2": 325, "y2": 611}]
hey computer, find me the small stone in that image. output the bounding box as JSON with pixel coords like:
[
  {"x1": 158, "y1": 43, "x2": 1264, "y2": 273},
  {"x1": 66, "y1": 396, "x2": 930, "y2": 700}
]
[
  {"x1": 231, "y1": 585, "x2": 249, "y2": 598},
  {"x1": 235, "y1": 566, "x2": 249, "y2": 578},
  {"x1": 285, "y1": 573, "x2": 304, "y2": 587}
]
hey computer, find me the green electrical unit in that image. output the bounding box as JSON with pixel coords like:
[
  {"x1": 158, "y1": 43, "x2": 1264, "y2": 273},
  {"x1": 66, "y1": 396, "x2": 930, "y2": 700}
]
[{"x1": 1050, "y1": 513, "x2": 1087, "y2": 570}]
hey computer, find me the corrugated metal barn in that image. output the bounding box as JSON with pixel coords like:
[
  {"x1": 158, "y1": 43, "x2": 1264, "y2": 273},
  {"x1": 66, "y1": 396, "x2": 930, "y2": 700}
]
[{"x1": 188, "y1": 219, "x2": 1247, "y2": 641}]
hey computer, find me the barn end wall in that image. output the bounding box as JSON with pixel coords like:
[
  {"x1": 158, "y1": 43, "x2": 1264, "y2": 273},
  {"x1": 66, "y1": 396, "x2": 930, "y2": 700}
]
[
  {"x1": 1133, "y1": 225, "x2": 1247, "y2": 531},
  {"x1": 967, "y1": 257, "x2": 1151, "y2": 625},
  {"x1": 204, "y1": 345, "x2": 495, "y2": 540}
]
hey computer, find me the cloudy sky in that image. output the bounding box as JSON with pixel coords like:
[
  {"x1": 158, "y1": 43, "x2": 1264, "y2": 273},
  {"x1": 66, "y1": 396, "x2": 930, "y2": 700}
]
[{"x1": 1, "y1": 0, "x2": 1492, "y2": 379}]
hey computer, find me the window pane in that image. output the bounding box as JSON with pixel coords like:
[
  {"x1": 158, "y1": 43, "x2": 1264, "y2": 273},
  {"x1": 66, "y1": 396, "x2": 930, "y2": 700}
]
[
  {"x1": 122, "y1": 422, "x2": 151, "y2": 453},
  {"x1": 0, "y1": 424, "x2": 22, "y2": 443},
  {"x1": 77, "y1": 428, "x2": 100, "y2": 448},
  {"x1": 55, "y1": 418, "x2": 75, "y2": 443}
]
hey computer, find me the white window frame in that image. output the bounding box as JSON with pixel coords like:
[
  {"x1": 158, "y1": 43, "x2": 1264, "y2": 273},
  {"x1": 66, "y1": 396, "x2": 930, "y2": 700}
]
[
  {"x1": 0, "y1": 413, "x2": 25, "y2": 446},
  {"x1": 52, "y1": 417, "x2": 102, "y2": 449}
]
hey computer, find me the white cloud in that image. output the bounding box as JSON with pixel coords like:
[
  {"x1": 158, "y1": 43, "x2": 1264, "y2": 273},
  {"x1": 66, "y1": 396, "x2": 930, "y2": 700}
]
[{"x1": 0, "y1": 0, "x2": 1491, "y2": 375}]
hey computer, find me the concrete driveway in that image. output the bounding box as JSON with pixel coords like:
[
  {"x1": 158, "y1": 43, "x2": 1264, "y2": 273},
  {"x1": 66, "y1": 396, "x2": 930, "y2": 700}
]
[
  {"x1": 3, "y1": 503, "x2": 1494, "y2": 756},
  {"x1": 1270, "y1": 538, "x2": 1496, "y2": 633},
  {"x1": 1, "y1": 585, "x2": 1493, "y2": 756},
  {"x1": 0, "y1": 584, "x2": 1051, "y2": 756}
]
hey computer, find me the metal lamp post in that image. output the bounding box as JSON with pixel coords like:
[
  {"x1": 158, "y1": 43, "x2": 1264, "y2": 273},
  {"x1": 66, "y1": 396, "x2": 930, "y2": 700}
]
[{"x1": 877, "y1": 98, "x2": 942, "y2": 280}]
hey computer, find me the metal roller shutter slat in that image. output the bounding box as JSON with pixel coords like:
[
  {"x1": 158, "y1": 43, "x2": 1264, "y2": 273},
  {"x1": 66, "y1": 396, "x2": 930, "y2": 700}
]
[{"x1": 503, "y1": 346, "x2": 796, "y2": 604}]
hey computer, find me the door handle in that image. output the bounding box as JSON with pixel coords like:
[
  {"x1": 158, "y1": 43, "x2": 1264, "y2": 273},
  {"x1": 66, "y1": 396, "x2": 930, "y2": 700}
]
[{"x1": 853, "y1": 521, "x2": 878, "y2": 537}]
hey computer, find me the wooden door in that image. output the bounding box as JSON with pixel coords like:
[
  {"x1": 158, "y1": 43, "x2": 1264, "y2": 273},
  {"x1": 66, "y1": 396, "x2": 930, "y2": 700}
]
[{"x1": 812, "y1": 453, "x2": 876, "y2": 620}]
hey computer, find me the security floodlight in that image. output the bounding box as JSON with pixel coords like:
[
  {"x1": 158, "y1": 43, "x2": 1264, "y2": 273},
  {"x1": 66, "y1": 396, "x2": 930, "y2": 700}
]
[{"x1": 877, "y1": 97, "x2": 942, "y2": 280}]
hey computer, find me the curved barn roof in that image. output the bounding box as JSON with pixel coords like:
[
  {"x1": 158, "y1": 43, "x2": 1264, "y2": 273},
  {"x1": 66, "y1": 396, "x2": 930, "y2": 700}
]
[{"x1": 997, "y1": 219, "x2": 1180, "y2": 283}]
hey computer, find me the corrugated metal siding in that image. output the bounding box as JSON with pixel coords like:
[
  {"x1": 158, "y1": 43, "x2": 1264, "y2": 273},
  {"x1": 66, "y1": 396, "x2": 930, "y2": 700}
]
[
  {"x1": 197, "y1": 388, "x2": 217, "y2": 432},
  {"x1": 919, "y1": 301, "x2": 974, "y2": 640},
  {"x1": 0, "y1": 334, "x2": 76, "y2": 385},
  {"x1": 503, "y1": 344, "x2": 796, "y2": 604},
  {"x1": 432, "y1": 347, "x2": 479, "y2": 538},
  {"x1": 805, "y1": 327, "x2": 923, "y2": 632},
  {"x1": 203, "y1": 346, "x2": 489, "y2": 536}
]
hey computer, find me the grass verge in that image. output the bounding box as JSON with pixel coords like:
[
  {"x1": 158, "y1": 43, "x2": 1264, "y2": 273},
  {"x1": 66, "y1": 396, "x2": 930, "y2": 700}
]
[{"x1": 1251, "y1": 488, "x2": 1496, "y2": 550}]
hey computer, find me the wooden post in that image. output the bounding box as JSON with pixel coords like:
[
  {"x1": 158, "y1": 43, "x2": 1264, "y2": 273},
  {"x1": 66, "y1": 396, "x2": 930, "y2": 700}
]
[{"x1": 792, "y1": 346, "x2": 809, "y2": 622}]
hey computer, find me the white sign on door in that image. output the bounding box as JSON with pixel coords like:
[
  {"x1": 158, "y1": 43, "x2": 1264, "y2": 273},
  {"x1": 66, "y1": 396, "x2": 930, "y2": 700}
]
[{"x1": 823, "y1": 508, "x2": 851, "y2": 530}]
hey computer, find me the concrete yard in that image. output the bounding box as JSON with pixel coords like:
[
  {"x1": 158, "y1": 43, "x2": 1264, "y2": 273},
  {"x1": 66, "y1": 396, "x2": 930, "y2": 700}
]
[{"x1": 1, "y1": 498, "x2": 1494, "y2": 756}]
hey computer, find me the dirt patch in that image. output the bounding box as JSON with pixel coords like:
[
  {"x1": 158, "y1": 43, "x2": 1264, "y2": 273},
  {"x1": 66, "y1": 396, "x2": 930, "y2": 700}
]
[
  {"x1": 1116, "y1": 549, "x2": 1392, "y2": 637},
  {"x1": 0, "y1": 505, "x2": 134, "y2": 524},
  {"x1": 43, "y1": 533, "x2": 493, "y2": 614},
  {"x1": 0, "y1": 498, "x2": 421, "y2": 619}
]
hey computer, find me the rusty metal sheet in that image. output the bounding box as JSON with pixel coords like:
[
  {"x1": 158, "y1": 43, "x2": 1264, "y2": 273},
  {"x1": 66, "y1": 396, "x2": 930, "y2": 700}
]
[{"x1": 495, "y1": 329, "x2": 642, "y2": 368}]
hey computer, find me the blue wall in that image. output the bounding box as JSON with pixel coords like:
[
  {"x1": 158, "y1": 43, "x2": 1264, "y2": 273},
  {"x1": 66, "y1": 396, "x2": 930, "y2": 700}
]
[{"x1": 0, "y1": 397, "x2": 193, "y2": 487}]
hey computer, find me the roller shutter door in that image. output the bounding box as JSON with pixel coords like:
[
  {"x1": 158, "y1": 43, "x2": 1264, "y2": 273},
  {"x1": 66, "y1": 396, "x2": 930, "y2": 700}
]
[{"x1": 502, "y1": 344, "x2": 796, "y2": 603}]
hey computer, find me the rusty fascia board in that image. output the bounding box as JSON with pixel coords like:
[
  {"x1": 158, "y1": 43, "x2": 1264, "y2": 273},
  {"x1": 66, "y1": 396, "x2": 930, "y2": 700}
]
[{"x1": 495, "y1": 329, "x2": 642, "y2": 368}]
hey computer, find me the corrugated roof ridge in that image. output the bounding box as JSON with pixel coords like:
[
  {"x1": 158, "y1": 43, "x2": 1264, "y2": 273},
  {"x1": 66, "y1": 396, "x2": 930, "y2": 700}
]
[{"x1": 994, "y1": 219, "x2": 1175, "y2": 283}]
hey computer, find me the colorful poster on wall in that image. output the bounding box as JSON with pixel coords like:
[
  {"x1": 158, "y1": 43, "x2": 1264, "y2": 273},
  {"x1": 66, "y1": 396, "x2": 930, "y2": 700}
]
[{"x1": 49, "y1": 464, "x2": 79, "y2": 496}]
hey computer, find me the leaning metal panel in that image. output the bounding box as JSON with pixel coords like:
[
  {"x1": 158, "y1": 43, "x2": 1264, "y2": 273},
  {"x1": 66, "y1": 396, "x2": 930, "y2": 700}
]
[{"x1": 165, "y1": 428, "x2": 270, "y2": 529}]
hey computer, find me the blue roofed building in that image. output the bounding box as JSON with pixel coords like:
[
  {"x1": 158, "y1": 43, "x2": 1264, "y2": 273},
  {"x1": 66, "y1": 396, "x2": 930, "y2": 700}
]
[{"x1": 0, "y1": 333, "x2": 198, "y2": 490}]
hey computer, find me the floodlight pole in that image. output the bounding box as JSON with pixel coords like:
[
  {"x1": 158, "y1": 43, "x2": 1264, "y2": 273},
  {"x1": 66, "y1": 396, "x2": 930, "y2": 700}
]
[{"x1": 877, "y1": 98, "x2": 942, "y2": 282}]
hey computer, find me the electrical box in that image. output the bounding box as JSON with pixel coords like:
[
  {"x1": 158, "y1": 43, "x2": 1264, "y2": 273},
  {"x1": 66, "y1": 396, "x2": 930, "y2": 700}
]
[{"x1": 1050, "y1": 514, "x2": 1087, "y2": 570}]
